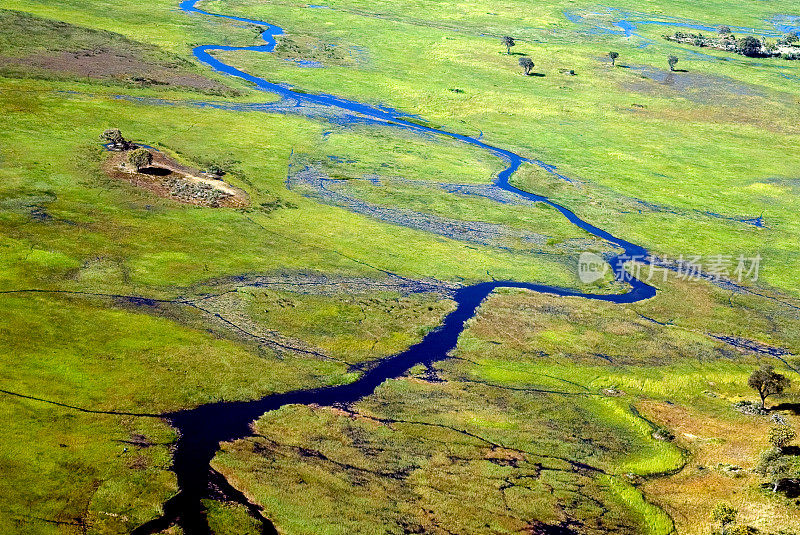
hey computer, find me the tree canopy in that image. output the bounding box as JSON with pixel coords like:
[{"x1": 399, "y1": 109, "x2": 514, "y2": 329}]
[
  {"x1": 769, "y1": 424, "x2": 797, "y2": 450},
  {"x1": 667, "y1": 55, "x2": 679, "y2": 71},
  {"x1": 738, "y1": 36, "x2": 763, "y2": 57},
  {"x1": 748, "y1": 365, "x2": 790, "y2": 409},
  {"x1": 608, "y1": 51, "x2": 619, "y2": 66},
  {"x1": 711, "y1": 503, "x2": 737, "y2": 529},
  {"x1": 502, "y1": 36, "x2": 515, "y2": 54},
  {"x1": 128, "y1": 148, "x2": 153, "y2": 172},
  {"x1": 518, "y1": 56, "x2": 534, "y2": 75}
]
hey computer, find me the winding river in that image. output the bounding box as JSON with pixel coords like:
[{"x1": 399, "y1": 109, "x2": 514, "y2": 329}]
[{"x1": 133, "y1": 2, "x2": 658, "y2": 533}]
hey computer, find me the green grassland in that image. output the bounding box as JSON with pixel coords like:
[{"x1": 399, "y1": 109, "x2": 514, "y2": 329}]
[
  {"x1": 0, "y1": 79, "x2": 587, "y2": 290},
  {"x1": 290, "y1": 125, "x2": 508, "y2": 185},
  {"x1": 199, "y1": 0, "x2": 800, "y2": 295},
  {"x1": 1, "y1": 0, "x2": 799, "y2": 534}
]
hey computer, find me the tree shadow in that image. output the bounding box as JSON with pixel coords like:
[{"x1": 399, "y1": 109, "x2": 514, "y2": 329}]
[
  {"x1": 780, "y1": 479, "x2": 800, "y2": 498},
  {"x1": 760, "y1": 479, "x2": 800, "y2": 498},
  {"x1": 670, "y1": 69, "x2": 689, "y2": 73},
  {"x1": 140, "y1": 167, "x2": 171, "y2": 176},
  {"x1": 772, "y1": 402, "x2": 800, "y2": 415},
  {"x1": 530, "y1": 72, "x2": 546, "y2": 77},
  {"x1": 781, "y1": 445, "x2": 800, "y2": 456}
]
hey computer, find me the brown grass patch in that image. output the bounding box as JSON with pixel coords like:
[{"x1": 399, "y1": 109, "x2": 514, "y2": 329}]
[
  {"x1": 0, "y1": 50, "x2": 230, "y2": 92},
  {"x1": 640, "y1": 400, "x2": 800, "y2": 534}
]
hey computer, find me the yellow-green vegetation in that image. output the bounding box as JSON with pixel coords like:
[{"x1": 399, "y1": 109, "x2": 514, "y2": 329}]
[
  {"x1": 0, "y1": 395, "x2": 175, "y2": 535},
  {"x1": 213, "y1": 385, "x2": 671, "y2": 535},
  {"x1": 1, "y1": 0, "x2": 800, "y2": 534},
  {"x1": 204, "y1": 501, "x2": 262, "y2": 535},
  {"x1": 212, "y1": 275, "x2": 799, "y2": 533},
  {"x1": 202, "y1": 0, "x2": 800, "y2": 295},
  {"x1": 293, "y1": 126, "x2": 507, "y2": 185}
]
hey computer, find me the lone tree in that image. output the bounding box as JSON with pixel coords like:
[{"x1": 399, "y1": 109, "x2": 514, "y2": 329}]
[
  {"x1": 667, "y1": 55, "x2": 679, "y2": 71},
  {"x1": 756, "y1": 447, "x2": 782, "y2": 476},
  {"x1": 748, "y1": 364, "x2": 790, "y2": 409},
  {"x1": 717, "y1": 25, "x2": 732, "y2": 35},
  {"x1": 519, "y1": 57, "x2": 534, "y2": 75},
  {"x1": 128, "y1": 148, "x2": 153, "y2": 172},
  {"x1": 100, "y1": 128, "x2": 129, "y2": 150},
  {"x1": 502, "y1": 36, "x2": 516, "y2": 55},
  {"x1": 757, "y1": 443, "x2": 799, "y2": 493},
  {"x1": 609, "y1": 51, "x2": 619, "y2": 66},
  {"x1": 738, "y1": 35, "x2": 763, "y2": 57},
  {"x1": 769, "y1": 424, "x2": 797, "y2": 451},
  {"x1": 765, "y1": 456, "x2": 792, "y2": 493}
]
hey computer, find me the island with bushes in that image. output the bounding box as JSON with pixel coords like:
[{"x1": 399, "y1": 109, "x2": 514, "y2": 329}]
[{"x1": 665, "y1": 27, "x2": 800, "y2": 59}]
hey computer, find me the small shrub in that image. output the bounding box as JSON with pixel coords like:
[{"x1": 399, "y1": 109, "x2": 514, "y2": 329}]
[
  {"x1": 502, "y1": 36, "x2": 515, "y2": 54},
  {"x1": 711, "y1": 503, "x2": 737, "y2": 528},
  {"x1": 100, "y1": 128, "x2": 130, "y2": 149},
  {"x1": 755, "y1": 447, "x2": 781, "y2": 476},
  {"x1": 203, "y1": 158, "x2": 239, "y2": 177},
  {"x1": 127, "y1": 148, "x2": 153, "y2": 172},
  {"x1": 716, "y1": 463, "x2": 744, "y2": 477},
  {"x1": 653, "y1": 425, "x2": 674, "y2": 441},
  {"x1": 769, "y1": 424, "x2": 797, "y2": 450},
  {"x1": 733, "y1": 400, "x2": 767, "y2": 415},
  {"x1": 668, "y1": 55, "x2": 679, "y2": 71},
  {"x1": 518, "y1": 57, "x2": 534, "y2": 75}
]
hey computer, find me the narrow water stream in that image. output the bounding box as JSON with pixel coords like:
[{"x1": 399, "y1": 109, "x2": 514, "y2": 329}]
[{"x1": 133, "y1": 2, "x2": 658, "y2": 533}]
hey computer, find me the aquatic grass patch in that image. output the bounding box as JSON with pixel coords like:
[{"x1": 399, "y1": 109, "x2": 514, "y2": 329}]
[
  {"x1": 312, "y1": 174, "x2": 610, "y2": 246},
  {"x1": 204, "y1": 500, "x2": 263, "y2": 535},
  {"x1": 600, "y1": 475, "x2": 675, "y2": 535},
  {"x1": 0, "y1": 293, "x2": 357, "y2": 412},
  {"x1": 591, "y1": 398, "x2": 684, "y2": 476},
  {"x1": 288, "y1": 169, "x2": 618, "y2": 266},
  {"x1": 0, "y1": 394, "x2": 178, "y2": 534},
  {"x1": 0, "y1": 288, "x2": 357, "y2": 532},
  {"x1": 213, "y1": 377, "x2": 675, "y2": 534},
  {"x1": 200, "y1": 286, "x2": 458, "y2": 364}
]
